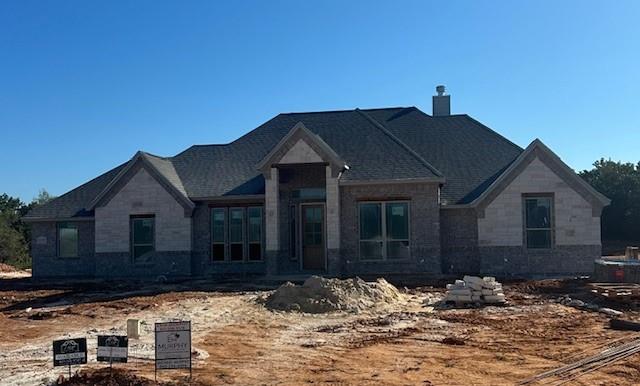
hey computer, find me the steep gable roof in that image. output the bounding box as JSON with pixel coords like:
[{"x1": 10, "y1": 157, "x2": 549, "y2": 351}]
[
  {"x1": 88, "y1": 151, "x2": 194, "y2": 212},
  {"x1": 365, "y1": 107, "x2": 523, "y2": 204}
]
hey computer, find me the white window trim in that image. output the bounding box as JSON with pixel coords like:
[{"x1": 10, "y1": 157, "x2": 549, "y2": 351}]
[{"x1": 358, "y1": 201, "x2": 411, "y2": 261}]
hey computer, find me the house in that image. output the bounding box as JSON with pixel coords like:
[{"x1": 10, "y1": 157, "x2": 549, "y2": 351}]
[{"x1": 24, "y1": 86, "x2": 610, "y2": 279}]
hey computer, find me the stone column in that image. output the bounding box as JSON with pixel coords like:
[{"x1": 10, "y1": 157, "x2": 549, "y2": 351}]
[
  {"x1": 325, "y1": 165, "x2": 341, "y2": 274},
  {"x1": 265, "y1": 167, "x2": 279, "y2": 275}
]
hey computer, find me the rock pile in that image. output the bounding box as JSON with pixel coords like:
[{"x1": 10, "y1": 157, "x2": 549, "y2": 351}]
[
  {"x1": 444, "y1": 275, "x2": 506, "y2": 305},
  {"x1": 263, "y1": 276, "x2": 404, "y2": 313}
]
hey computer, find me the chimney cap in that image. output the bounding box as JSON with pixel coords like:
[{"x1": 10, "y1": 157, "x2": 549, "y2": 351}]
[{"x1": 436, "y1": 85, "x2": 446, "y2": 96}]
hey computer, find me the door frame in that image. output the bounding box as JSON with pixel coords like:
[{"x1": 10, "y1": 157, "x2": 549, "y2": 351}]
[{"x1": 298, "y1": 202, "x2": 327, "y2": 272}]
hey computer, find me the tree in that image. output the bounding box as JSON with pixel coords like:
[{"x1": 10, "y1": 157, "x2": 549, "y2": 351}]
[
  {"x1": 579, "y1": 159, "x2": 640, "y2": 241},
  {"x1": 32, "y1": 188, "x2": 54, "y2": 206},
  {"x1": 0, "y1": 194, "x2": 30, "y2": 265}
]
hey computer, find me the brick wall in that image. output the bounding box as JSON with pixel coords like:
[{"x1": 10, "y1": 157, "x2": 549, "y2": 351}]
[
  {"x1": 339, "y1": 182, "x2": 441, "y2": 275},
  {"x1": 440, "y1": 208, "x2": 479, "y2": 274},
  {"x1": 31, "y1": 221, "x2": 96, "y2": 277}
]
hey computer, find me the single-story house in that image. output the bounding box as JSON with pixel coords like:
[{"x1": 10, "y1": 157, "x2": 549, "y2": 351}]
[{"x1": 24, "y1": 86, "x2": 610, "y2": 279}]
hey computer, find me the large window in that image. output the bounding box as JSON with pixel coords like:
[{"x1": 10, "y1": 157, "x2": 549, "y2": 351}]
[
  {"x1": 359, "y1": 202, "x2": 410, "y2": 260},
  {"x1": 229, "y1": 208, "x2": 245, "y2": 261},
  {"x1": 524, "y1": 196, "x2": 553, "y2": 249},
  {"x1": 131, "y1": 215, "x2": 155, "y2": 263},
  {"x1": 211, "y1": 206, "x2": 263, "y2": 262},
  {"x1": 290, "y1": 204, "x2": 297, "y2": 260},
  {"x1": 57, "y1": 223, "x2": 78, "y2": 258},
  {"x1": 211, "y1": 208, "x2": 226, "y2": 261},
  {"x1": 248, "y1": 207, "x2": 263, "y2": 261}
]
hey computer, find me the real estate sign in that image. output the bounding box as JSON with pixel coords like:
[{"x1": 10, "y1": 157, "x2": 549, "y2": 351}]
[
  {"x1": 97, "y1": 335, "x2": 128, "y2": 363},
  {"x1": 53, "y1": 338, "x2": 87, "y2": 367},
  {"x1": 155, "y1": 321, "x2": 191, "y2": 370}
]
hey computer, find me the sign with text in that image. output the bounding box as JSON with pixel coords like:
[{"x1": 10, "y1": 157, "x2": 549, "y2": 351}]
[
  {"x1": 97, "y1": 335, "x2": 128, "y2": 363},
  {"x1": 53, "y1": 338, "x2": 87, "y2": 367},
  {"x1": 155, "y1": 321, "x2": 191, "y2": 370}
]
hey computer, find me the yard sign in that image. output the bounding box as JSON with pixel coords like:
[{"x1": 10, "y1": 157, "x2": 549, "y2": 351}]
[
  {"x1": 53, "y1": 337, "x2": 87, "y2": 378},
  {"x1": 155, "y1": 321, "x2": 191, "y2": 378},
  {"x1": 97, "y1": 335, "x2": 128, "y2": 364}
]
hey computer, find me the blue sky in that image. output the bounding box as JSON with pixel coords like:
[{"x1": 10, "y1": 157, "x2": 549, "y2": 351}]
[{"x1": 1, "y1": 1, "x2": 639, "y2": 202}]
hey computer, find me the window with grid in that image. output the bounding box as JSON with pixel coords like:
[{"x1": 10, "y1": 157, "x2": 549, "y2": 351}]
[
  {"x1": 359, "y1": 202, "x2": 410, "y2": 260},
  {"x1": 211, "y1": 208, "x2": 226, "y2": 261}
]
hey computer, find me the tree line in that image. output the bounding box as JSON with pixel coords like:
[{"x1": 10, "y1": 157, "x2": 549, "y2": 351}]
[{"x1": 0, "y1": 189, "x2": 53, "y2": 268}]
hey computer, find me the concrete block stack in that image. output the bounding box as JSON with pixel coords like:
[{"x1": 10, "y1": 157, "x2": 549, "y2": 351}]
[{"x1": 444, "y1": 275, "x2": 506, "y2": 305}]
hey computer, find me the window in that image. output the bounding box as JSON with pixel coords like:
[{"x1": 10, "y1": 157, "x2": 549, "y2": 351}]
[
  {"x1": 211, "y1": 206, "x2": 264, "y2": 262},
  {"x1": 131, "y1": 215, "x2": 155, "y2": 263},
  {"x1": 359, "y1": 202, "x2": 410, "y2": 260},
  {"x1": 524, "y1": 196, "x2": 553, "y2": 249},
  {"x1": 229, "y1": 208, "x2": 244, "y2": 261},
  {"x1": 57, "y1": 223, "x2": 78, "y2": 258},
  {"x1": 290, "y1": 204, "x2": 297, "y2": 260},
  {"x1": 211, "y1": 208, "x2": 226, "y2": 261},
  {"x1": 248, "y1": 207, "x2": 263, "y2": 261}
]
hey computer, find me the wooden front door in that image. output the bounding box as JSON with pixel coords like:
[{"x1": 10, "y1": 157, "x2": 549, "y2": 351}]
[{"x1": 302, "y1": 205, "x2": 325, "y2": 271}]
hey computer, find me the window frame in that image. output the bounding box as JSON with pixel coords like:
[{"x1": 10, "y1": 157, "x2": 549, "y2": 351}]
[
  {"x1": 247, "y1": 206, "x2": 264, "y2": 262},
  {"x1": 522, "y1": 194, "x2": 555, "y2": 250},
  {"x1": 210, "y1": 205, "x2": 264, "y2": 263},
  {"x1": 57, "y1": 222, "x2": 79, "y2": 258},
  {"x1": 130, "y1": 214, "x2": 155, "y2": 263},
  {"x1": 211, "y1": 207, "x2": 227, "y2": 261},
  {"x1": 358, "y1": 201, "x2": 411, "y2": 261}
]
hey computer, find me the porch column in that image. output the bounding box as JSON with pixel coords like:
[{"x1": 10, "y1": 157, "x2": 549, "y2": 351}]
[
  {"x1": 325, "y1": 166, "x2": 340, "y2": 274},
  {"x1": 265, "y1": 167, "x2": 280, "y2": 261}
]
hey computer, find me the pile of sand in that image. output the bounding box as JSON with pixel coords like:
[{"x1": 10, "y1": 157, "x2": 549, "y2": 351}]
[{"x1": 263, "y1": 276, "x2": 404, "y2": 313}]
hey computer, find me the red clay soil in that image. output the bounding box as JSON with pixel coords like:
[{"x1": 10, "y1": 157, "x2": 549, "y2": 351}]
[{"x1": 58, "y1": 368, "x2": 209, "y2": 386}]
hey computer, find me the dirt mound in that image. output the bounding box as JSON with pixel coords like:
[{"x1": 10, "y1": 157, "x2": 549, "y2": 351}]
[
  {"x1": 57, "y1": 368, "x2": 205, "y2": 385},
  {"x1": 263, "y1": 276, "x2": 404, "y2": 313}
]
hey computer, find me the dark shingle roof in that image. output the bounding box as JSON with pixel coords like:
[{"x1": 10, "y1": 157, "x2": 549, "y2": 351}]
[
  {"x1": 364, "y1": 107, "x2": 523, "y2": 204},
  {"x1": 25, "y1": 106, "x2": 524, "y2": 219}
]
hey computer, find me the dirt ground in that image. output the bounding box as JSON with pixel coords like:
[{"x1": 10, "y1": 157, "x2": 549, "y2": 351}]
[{"x1": 1, "y1": 277, "x2": 640, "y2": 385}]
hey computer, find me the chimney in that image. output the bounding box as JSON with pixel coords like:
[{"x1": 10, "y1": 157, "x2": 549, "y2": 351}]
[{"x1": 432, "y1": 85, "x2": 450, "y2": 116}]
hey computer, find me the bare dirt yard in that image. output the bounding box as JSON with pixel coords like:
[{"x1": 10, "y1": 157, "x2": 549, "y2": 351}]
[{"x1": 1, "y1": 276, "x2": 639, "y2": 386}]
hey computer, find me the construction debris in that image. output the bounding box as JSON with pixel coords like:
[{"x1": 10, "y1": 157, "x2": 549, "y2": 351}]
[
  {"x1": 443, "y1": 276, "x2": 505, "y2": 305},
  {"x1": 556, "y1": 295, "x2": 624, "y2": 317},
  {"x1": 610, "y1": 318, "x2": 640, "y2": 332},
  {"x1": 518, "y1": 338, "x2": 640, "y2": 385},
  {"x1": 263, "y1": 276, "x2": 404, "y2": 313}
]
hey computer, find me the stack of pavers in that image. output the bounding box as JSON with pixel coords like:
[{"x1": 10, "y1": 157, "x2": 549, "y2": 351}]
[{"x1": 444, "y1": 275, "x2": 506, "y2": 305}]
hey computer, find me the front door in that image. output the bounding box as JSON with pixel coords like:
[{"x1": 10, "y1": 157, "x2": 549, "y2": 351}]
[{"x1": 302, "y1": 205, "x2": 325, "y2": 271}]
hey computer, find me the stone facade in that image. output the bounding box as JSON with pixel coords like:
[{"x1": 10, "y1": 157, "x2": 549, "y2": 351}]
[
  {"x1": 478, "y1": 157, "x2": 601, "y2": 247},
  {"x1": 95, "y1": 167, "x2": 192, "y2": 254},
  {"x1": 340, "y1": 182, "x2": 442, "y2": 275},
  {"x1": 93, "y1": 166, "x2": 192, "y2": 277},
  {"x1": 30, "y1": 221, "x2": 96, "y2": 277},
  {"x1": 476, "y1": 156, "x2": 603, "y2": 275}
]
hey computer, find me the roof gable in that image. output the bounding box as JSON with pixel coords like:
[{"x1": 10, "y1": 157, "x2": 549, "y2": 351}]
[
  {"x1": 256, "y1": 122, "x2": 348, "y2": 173},
  {"x1": 89, "y1": 151, "x2": 195, "y2": 213},
  {"x1": 474, "y1": 139, "x2": 610, "y2": 215}
]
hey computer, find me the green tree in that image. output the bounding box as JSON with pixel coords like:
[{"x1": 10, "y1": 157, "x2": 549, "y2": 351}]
[
  {"x1": 0, "y1": 194, "x2": 30, "y2": 265},
  {"x1": 579, "y1": 159, "x2": 640, "y2": 240}
]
